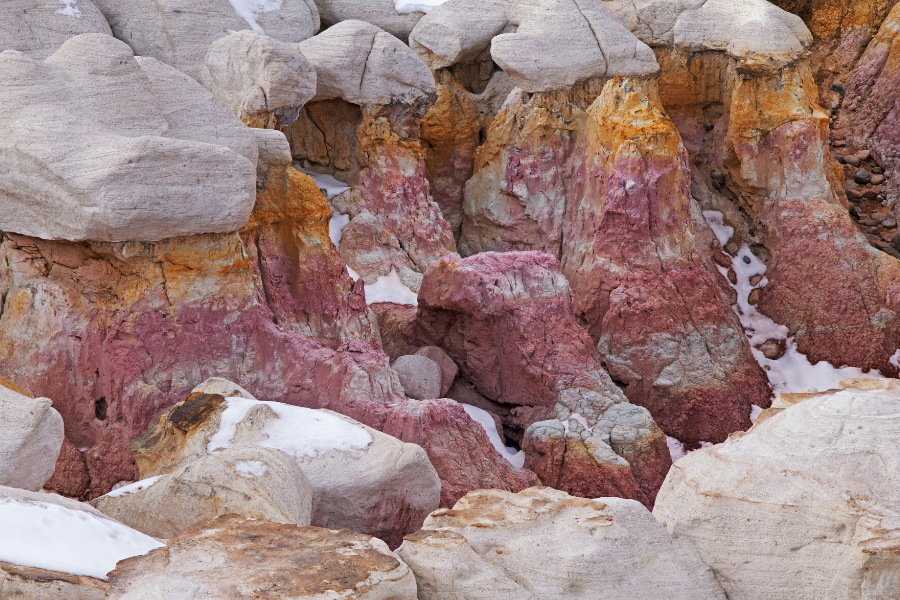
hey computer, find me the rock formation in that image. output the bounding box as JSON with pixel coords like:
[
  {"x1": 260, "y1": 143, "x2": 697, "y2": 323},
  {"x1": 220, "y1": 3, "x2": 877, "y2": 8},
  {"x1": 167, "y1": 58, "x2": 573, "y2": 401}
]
[
  {"x1": 314, "y1": 0, "x2": 426, "y2": 42},
  {"x1": 0, "y1": 0, "x2": 112, "y2": 58},
  {"x1": 397, "y1": 487, "x2": 726, "y2": 600},
  {"x1": 654, "y1": 378, "x2": 900, "y2": 599},
  {"x1": 90, "y1": 445, "x2": 314, "y2": 539},
  {"x1": 0, "y1": 561, "x2": 108, "y2": 600},
  {"x1": 0, "y1": 384, "x2": 64, "y2": 492},
  {"x1": 106, "y1": 514, "x2": 418, "y2": 599}
]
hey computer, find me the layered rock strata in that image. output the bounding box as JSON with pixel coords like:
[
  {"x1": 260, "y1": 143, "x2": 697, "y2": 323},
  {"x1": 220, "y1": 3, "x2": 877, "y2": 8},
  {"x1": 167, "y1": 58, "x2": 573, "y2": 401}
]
[{"x1": 0, "y1": 0, "x2": 112, "y2": 58}]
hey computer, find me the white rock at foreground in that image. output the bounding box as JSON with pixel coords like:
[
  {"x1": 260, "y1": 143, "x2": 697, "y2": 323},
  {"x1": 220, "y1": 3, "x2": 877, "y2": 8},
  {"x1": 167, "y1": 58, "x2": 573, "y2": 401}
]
[
  {"x1": 106, "y1": 514, "x2": 418, "y2": 600},
  {"x1": 0, "y1": 385, "x2": 63, "y2": 492},
  {"x1": 0, "y1": 34, "x2": 259, "y2": 242},
  {"x1": 397, "y1": 487, "x2": 726, "y2": 599},
  {"x1": 653, "y1": 378, "x2": 900, "y2": 600},
  {"x1": 0, "y1": 486, "x2": 163, "y2": 581}
]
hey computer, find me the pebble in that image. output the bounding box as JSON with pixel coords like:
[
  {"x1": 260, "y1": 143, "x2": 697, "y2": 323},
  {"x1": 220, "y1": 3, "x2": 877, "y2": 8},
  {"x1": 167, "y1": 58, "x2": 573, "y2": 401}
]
[
  {"x1": 873, "y1": 166, "x2": 884, "y2": 174},
  {"x1": 855, "y1": 150, "x2": 871, "y2": 161},
  {"x1": 864, "y1": 190, "x2": 879, "y2": 200},
  {"x1": 833, "y1": 153, "x2": 845, "y2": 164},
  {"x1": 742, "y1": 256, "x2": 751, "y2": 265},
  {"x1": 855, "y1": 170, "x2": 872, "y2": 184},
  {"x1": 727, "y1": 268, "x2": 737, "y2": 284},
  {"x1": 862, "y1": 219, "x2": 880, "y2": 226},
  {"x1": 748, "y1": 289, "x2": 760, "y2": 305},
  {"x1": 868, "y1": 227, "x2": 881, "y2": 235},
  {"x1": 847, "y1": 189, "x2": 863, "y2": 200},
  {"x1": 833, "y1": 139, "x2": 846, "y2": 147},
  {"x1": 871, "y1": 174, "x2": 885, "y2": 185},
  {"x1": 749, "y1": 275, "x2": 763, "y2": 286},
  {"x1": 844, "y1": 155, "x2": 861, "y2": 168},
  {"x1": 883, "y1": 220, "x2": 897, "y2": 228}
]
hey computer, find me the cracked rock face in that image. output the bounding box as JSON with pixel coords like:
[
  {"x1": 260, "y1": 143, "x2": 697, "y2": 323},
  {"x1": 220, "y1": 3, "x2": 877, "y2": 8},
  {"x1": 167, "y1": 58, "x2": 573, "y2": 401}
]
[
  {"x1": 654, "y1": 378, "x2": 900, "y2": 600},
  {"x1": 313, "y1": 0, "x2": 426, "y2": 42},
  {"x1": 107, "y1": 514, "x2": 418, "y2": 600},
  {"x1": 0, "y1": 34, "x2": 258, "y2": 243},
  {"x1": 0, "y1": 0, "x2": 112, "y2": 58},
  {"x1": 410, "y1": 0, "x2": 658, "y2": 92},
  {"x1": 397, "y1": 487, "x2": 726, "y2": 600}
]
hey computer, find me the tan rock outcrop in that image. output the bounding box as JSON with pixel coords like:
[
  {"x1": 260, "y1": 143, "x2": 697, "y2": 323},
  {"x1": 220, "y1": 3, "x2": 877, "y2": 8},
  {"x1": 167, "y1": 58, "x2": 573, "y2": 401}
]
[
  {"x1": 106, "y1": 514, "x2": 418, "y2": 600},
  {"x1": 0, "y1": 562, "x2": 108, "y2": 600},
  {"x1": 0, "y1": 384, "x2": 64, "y2": 492}
]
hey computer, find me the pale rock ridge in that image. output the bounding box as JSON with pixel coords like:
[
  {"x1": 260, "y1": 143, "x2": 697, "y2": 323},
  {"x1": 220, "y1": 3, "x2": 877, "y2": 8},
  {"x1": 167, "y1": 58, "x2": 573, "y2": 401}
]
[
  {"x1": 0, "y1": 34, "x2": 258, "y2": 242},
  {"x1": 0, "y1": 0, "x2": 112, "y2": 59},
  {"x1": 90, "y1": 445, "x2": 314, "y2": 539},
  {"x1": 0, "y1": 385, "x2": 64, "y2": 492},
  {"x1": 0, "y1": 561, "x2": 108, "y2": 600},
  {"x1": 206, "y1": 30, "x2": 317, "y2": 129},
  {"x1": 298, "y1": 19, "x2": 437, "y2": 105},
  {"x1": 654, "y1": 378, "x2": 900, "y2": 600},
  {"x1": 313, "y1": 0, "x2": 426, "y2": 42},
  {"x1": 90, "y1": 0, "x2": 320, "y2": 83},
  {"x1": 397, "y1": 487, "x2": 727, "y2": 600},
  {"x1": 606, "y1": 0, "x2": 812, "y2": 63},
  {"x1": 410, "y1": 0, "x2": 658, "y2": 93}
]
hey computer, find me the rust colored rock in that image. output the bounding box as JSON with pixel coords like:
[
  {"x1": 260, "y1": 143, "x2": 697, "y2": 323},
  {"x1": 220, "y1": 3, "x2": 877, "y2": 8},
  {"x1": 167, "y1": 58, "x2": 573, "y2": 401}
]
[
  {"x1": 106, "y1": 515, "x2": 417, "y2": 600},
  {"x1": 0, "y1": 562, "x2": 108, "y2": 600}
]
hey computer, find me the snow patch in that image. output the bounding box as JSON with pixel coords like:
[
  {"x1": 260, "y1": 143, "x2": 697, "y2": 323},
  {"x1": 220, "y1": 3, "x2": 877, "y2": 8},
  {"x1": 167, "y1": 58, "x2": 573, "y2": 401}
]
[
  {"x1": 890, "y1": 349, "x2": 900, "y2": 370},
  {"x1": 395, "y1": 0, "x2": 448, "y2": 14},
  {"x1": 363, "y1": 268, "x2": 418, "y2": 306},
  {"x1": 208, "y1": 397, "x2": 373, "y2": 459},
  {"x1": 703, "y1": 210, "x2": 882, "y2": 394},
  {"x1": 750, "y1": 404, "x2": 763, "y2": 424},
  {"x1": 227, "y1": 0, "x2": 282, "y2": 34},
  {"x1": 302, "y1": 170, "x2": 351, "y2": 200},
  {"x1": 0, "y1": 499, "x2": 163, "y2": 580},
  {"x1": 666, "y1": 436, "x2": 688, "y2": 462},
  {"x1": 234, "y1": 460, "x2": 268, "y2": 478},
  {"x1": 105, "y1": 476, "x2": 164, "y2": 498},
  {"x1": 56, "y1": 0, "x2": 82, "y2": 17},
  {"x1": 462, "y1": 404, "x2": 524, "y2": 468}
]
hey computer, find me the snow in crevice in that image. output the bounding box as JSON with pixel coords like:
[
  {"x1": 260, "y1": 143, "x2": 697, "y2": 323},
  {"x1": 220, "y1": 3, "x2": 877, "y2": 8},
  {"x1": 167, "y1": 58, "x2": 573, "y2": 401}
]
[
  {"x1": 461, "y1": 404, "x2": 525, "y2": 468},
  {"x1": 362, "y1": 268, "x2": 419, "y2": 305},
  {"x1": 702, "y1": 210, "x2": 881, "y2": 395},
  {"x1": 0, "y1": 498, "x2": 163, "y2": 580},
  {"x1": 395, "y1": 0, "x2": 448, "y2": 14},
  {"x1": 666, "y1": 436, "x2": 714, "y2": 463},
  {"x1": 104, "y1": 476, "x2": 163, "y2": 498},
  {"x1": 55, "y1": 0, "x2": 82, "y2": 17},
  {"x1": 227, "y1": 0, "x2": 282, "y2": 34}
]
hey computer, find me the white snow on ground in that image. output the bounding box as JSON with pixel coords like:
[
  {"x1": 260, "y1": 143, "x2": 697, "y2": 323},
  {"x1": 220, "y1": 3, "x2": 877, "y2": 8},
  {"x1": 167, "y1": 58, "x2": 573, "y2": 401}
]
[
  {"x1": 208, "y1": 397, "x2": 373, "y2": 458},
  {"x1": 666, "y1": 436, "x2": 714, "y2": 463},
  {"x1": 235, "y1": 460, "x2": 268, "y2": 478},
  {"x1": 362, "y1": 268, "x2": 419, "y2": 305},
  {"x1": 461, "y1": 404, "x2": 525, "y2": 468},
  {"x1": 104, "y1": 476, "x2": 163, "y2": 498},
  {"x1": 0, "y1": 498, "x2": 163, "y2": 579},
  {"x1": 395, "y1": 0, "x2": 448, "y2": 14},
  {"x1": 703, "y1": 210, "x2": 881, "y2": 394},
  {"x1": 55, "y1": 0, "x2": 82, "y2": 17},
  {"x1": 227, "y1": 0, "x2": 282, "y2": 34}
]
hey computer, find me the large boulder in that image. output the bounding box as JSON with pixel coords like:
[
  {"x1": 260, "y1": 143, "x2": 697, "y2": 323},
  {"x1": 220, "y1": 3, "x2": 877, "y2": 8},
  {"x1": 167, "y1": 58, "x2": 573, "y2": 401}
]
[
  {"x1": 0, "y1": 486, "x2": 162, "y2": 581},
  {"x1": 0, "y1": 561, "x2": 108, "y2": 600},
  {"x1": 129, "y1": 385, "x2": 441, "y2": 548},
  {"x1": 653, "y1": 378, "x2": 900, "y2": 599},
  {"x1": 0, "y1": 384, "x2": 64, "y2": 492},
  {"x1": 0, "y1": 33, "x2": 258, "y2": 242},
  {"x1": 0, "y1": 0, "x2": 112, "y2": 58},
  {"x1": 392, "y1": 355, "x2": 443, "y2": 400},
  {"x1": 90, "y1": 445, "x2": 313, "y2": 539},
  {"x1": 106, "y1": 514, "x2": 417, "y2": 599},
  {"x1": 397, "y1": 487, "x2": 726, "y2": 599},
  {"x1": 205, "y1": 30, "x2": 317, "y2": 129},
  {"x1": 313, "y1": 0, "x2": 426, "y2": 41},
  {"x1": 90, "y1": 0, "x2": 320, "y2": 82}
]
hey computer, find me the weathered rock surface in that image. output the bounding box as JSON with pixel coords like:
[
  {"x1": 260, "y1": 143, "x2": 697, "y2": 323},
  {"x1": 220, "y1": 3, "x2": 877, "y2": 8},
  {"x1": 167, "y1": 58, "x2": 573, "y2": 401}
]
[
  {"x1": 654, "y1": 378, "x2": 900, "y2": 599},
  {"x1": 410, "y1": 0, "x2": 658, "y2": 92},
  {"x1": 129, "y1": 387, "x2": 440, "y2": 548},
  {"x1": 107, "y1": 514, "x2": 417, "y2": 600},
  {"x1": 415, "y1": 346, "x2": 458, "y2": 396},
  {"x1": 91, "y1": 0, "x2": 320, "y2": 83},
  {"x1": 0, "y1": 0, "x2": 112, "y2": 59},
  {"x1": 91, "y1": 445, "x2": 313, "y2": 539},
  {"x1": 561, "y1": 77, "x2": 770, "y2": 444},
  {"x1": 205, "y1": 30, "x2": 317, "y2": 129},
  {"x1": 314, "y1": 0, "x2": 424, "y2": 42},
  {"x1": 397, "y1": 487, "x2": 726, "y2": 600},
  {"x1": 0, "y1": 562, "x2": 108, "y2": 600},
  {"x1": 382, "y1": 252, "x2": 672, "y2": 506},
  {"x1": 392, "y1": 355, "x2": 443, "y2": 400},
  {"x1": 0, "y1": 384, "x2": 64, "y2": 492},
  {"x1": 0, "y1": 34, "x2": 258, "y2": 242}
]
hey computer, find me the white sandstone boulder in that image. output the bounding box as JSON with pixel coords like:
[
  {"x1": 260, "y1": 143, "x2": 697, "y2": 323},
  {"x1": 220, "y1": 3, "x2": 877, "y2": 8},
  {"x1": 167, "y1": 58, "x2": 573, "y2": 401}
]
[
  {"x1": 393, "y1": 355, "x2": 443, "y2": 400},
  {"x1": 0, "y1": 34, "x2": 258, "y2": 242},
  {"x1": 130, "y1": 380, "x2": 442, "y2": 547},
  {"x1": 398, "y1": 487, "x2": 727, "y2": 599},
  {"x1": 0, "y1": 385, "x2": 64, "y2": 492},
  {"x1": 206, "y1": 30, "x2": 317, "y2": 128},
  {"x1": 0, "y1": 0, "x2": 112, "y2": 59},
  {"x1": 298, "y1": 19, "x2": 436, "y2": 104},
  {"x1": 90, "y1": 445, "x2": 313, "y2": 539},
  {"x1": 90, "y1": 0, "x2": 320, "y2": 82},
  {"x1": 653, "y1": 378, "x2": 900, "y2": 600},
  {"x1": 314, "y1": 0, "x2": 425, "y2": 41}
]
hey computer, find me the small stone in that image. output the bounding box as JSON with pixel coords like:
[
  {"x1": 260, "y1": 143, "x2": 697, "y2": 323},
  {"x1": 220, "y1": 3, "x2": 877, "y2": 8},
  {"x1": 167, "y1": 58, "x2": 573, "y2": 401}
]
[
  {"x1": 863, "y1": 190, "x2": 879, "y2": 200},
  {"x1": 711, "y1": 171, "x2": 726, "y2": 189},
  {"x1": 862, "y1": 219, "x2": 879, "y2": 227},
  {"x1": 847, "y1": 189, "x2": 863, "y2": 200},
  {"x1": 749, "y1": 275, "x2": 763, "y2": 286},
  {"x1": 878, "y1": 194, "x2": 885, "y2": 202},
  {"x1": 832, "y1": 139, "x2": 846, "y2": 147},
  {"x1": 830, "y1": 82, "x2": 845, "y2": 95},
  {"x1": 855, "y1": 150, "x2": 871, "y2": 161},
  {"x1": 883, "y1": 220, "x2": 897, "y2": 228},
  {"x1": 833, "y1": 153, "x2": 845, "y2": 164},
  {"x1": 850, "y1": 206, "x2": 860, "y2": 218},
  {"x1": 844, "y1": 155, "x2": 861, "y2": 168},
  {"x1": 757, "y1": 338, "x2": 786, "y2": 360},
  {"x1": 727, "y1": 268, "x2": 737, "y2": 284},
  {"x1": 871, "y1": 174, "x2": 885, "y2": 185},
  {"x1": 392, "y1": 355, "x2": 442, "y2": 400},
  {"x1": 414, "y1": 346, "x2": 458, "y2": 397},
  {"x1": 844, "y1": 180, "x2": 859, "y2": 191},
  {"x1": 873, "y1": 166, "x2": 884, "y2": 174},
  {"x1": 867, "y1": 227, "x2": 880, "y2": 235},
  {"x1": 855, "y1": 170, "x2": 872, "y2": 185},
  {"x1": 748, "y1": 289, "x2": 760, "y2": 305},
  {"x1": 742, "y1": 256, "x2": 752, "y2": 265}
]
